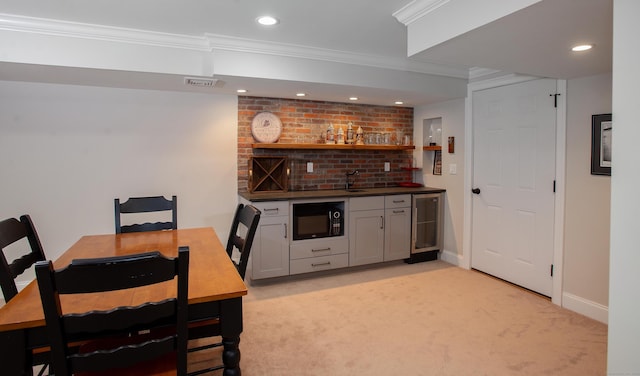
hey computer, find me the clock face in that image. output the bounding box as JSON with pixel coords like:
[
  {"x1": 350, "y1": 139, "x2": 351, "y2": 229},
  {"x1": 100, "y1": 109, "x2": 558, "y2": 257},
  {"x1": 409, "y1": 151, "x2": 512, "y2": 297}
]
[{"x1": 251, "y1": 112, "x2": 282, "y2": 143}]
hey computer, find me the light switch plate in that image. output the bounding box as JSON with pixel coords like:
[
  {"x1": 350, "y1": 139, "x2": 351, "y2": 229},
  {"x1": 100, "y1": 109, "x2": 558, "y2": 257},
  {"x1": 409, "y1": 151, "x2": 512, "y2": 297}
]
[
  {"x1": 384, "y1": 162, "x2": 390, "y2": 172},
  {"x1": 449, "y1": 164, "x2": 457, "y2": 175},
  {"x1": 307, "y1": 162, "x2": 314, "y2": 173}
]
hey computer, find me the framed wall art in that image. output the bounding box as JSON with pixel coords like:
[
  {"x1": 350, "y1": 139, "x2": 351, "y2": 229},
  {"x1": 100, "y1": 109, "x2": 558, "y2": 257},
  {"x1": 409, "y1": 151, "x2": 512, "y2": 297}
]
[
  {"x1": 591, "y1": 113, "x2": 612, "y2": 176},
  {"x1": 433, "y1": 150, "x2": 442, "y2": 175}
]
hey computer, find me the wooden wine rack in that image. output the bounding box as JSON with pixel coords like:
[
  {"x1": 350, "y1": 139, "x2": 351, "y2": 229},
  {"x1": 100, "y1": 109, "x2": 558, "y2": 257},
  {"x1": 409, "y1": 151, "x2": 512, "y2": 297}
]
[{"x1": 248, "y1": 156, "x2": 289, "y2": 193}]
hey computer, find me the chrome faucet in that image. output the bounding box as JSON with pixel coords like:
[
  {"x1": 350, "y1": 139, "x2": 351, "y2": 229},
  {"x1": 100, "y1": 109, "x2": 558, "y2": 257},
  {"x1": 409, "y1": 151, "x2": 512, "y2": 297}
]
[{"x1": 345, "y1": 170, "x2": 359, "y2": 190}]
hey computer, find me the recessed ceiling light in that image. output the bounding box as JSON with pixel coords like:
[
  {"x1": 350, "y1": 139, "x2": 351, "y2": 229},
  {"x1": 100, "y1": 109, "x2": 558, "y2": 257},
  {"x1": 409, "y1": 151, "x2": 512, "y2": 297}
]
[
  {"x1": 257, "y1": 16, "x2": 279, "y2": 26},
  {"x1": 296, "y1": 93, "x2": 306, "y2": 97},
  {"x1": 572, "y1": 44, "x2": 593, "y2": 52},
  {"x1": 395, "y1": 101, "x2": 404, "y2": 105},
  {"x1": 349, "y1": 97, "x2": 359, "y2": 101},
  {"x1": 237, "y1": 89, "x2": 247, "y2": 93}
]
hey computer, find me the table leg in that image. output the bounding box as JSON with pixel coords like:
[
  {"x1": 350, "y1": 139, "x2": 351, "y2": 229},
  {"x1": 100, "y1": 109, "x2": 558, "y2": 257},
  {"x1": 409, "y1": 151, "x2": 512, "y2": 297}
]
[
  {"x1": 220, "y1": 297, "x2": 243, "y2": 376},
  {"x1": 0, "y1": 329, "x2": 31, "y2": 376}
]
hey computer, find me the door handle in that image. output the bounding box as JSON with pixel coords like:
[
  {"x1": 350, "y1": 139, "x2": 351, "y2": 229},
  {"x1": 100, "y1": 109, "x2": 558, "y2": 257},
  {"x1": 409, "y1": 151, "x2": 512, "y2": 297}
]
[{"x1": 472, "y1": 188, "x2": 481, "y2": 194}]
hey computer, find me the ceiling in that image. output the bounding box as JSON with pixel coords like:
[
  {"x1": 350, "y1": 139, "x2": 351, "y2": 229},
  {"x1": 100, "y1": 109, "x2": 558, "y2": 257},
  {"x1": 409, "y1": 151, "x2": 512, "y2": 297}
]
[
  {"x1": 0, "y1": 0, "x2": 612, "y2": 106},
  {"x1": 412, "y1": 0, "x2": 612, "y2": 79}
]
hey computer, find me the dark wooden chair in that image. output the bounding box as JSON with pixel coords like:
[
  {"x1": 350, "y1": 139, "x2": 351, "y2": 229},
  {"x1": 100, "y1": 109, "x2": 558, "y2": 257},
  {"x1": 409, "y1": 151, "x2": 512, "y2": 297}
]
[
  {"x1": 115, "y1": 195, "x2": 177, "y2": 234},
  {"x1": 0, "y1": 214, "x2": 46, "y2": 303},
  {"x1": 226, "y1": 203, "x2": 261, "y2": 280},
  {"x1": 186, "y1": 204, "x2": 260, "y2": 375},
  {"x1": 35, "y1": 247, "x2": 189, "y2": 376},
  {"x1": 0, "y1": 214, "x2": 51, "y2": 375}
]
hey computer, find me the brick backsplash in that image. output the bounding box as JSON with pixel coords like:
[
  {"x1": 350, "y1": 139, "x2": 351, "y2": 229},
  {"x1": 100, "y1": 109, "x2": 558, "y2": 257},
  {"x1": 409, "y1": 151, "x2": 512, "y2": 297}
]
[{"x1": 238, "y1": 96, "x2": 415, "y2": 192}]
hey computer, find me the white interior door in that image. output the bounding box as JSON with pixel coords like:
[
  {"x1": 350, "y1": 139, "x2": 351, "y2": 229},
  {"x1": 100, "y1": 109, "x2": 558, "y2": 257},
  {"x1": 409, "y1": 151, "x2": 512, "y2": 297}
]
[{"x1": 471, "y1": 78, "x2": 556, "y2": 296}]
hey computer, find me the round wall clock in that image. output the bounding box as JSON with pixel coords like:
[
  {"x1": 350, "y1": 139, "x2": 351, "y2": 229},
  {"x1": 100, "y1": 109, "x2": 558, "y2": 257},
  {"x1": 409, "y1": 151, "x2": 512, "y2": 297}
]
[{"x1": 251, "y1": 112, "x2": 282, "y2": 143}]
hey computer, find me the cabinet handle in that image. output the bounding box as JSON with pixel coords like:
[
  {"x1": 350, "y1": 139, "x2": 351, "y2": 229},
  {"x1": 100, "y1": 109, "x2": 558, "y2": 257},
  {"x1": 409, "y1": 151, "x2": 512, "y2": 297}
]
[
  {"x1": 393, "y1": 210, "x2": 405, "y2": 214},
  {"x1": 264, "y1": 208, "x2": 279, "y2": 213},
  {"x1": 393, "y1": 200, "x2": 406, "y2": 204},
  {"x1": 380, "y1": 216, "x2": 384, "y2": 229},
  {"x1": 312, "y1": 262, "x2": 331, "y2": 267},
  {"x1": 283, "y1": 223, "x2": 287, "y2": 239},
  {"x1": 312, "y1": 247, "x2": 331, "y2": 252}
]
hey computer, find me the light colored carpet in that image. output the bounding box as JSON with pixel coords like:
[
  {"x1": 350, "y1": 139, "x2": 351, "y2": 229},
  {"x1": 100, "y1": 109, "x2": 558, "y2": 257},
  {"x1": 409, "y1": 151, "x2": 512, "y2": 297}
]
[{"x1": 191, "y1": 260, "x2": 608, "y2": 375}]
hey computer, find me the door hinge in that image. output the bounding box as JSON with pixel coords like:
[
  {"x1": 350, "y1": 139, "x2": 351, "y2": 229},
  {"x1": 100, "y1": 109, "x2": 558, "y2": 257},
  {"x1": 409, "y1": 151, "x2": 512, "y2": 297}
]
[
  {"x1": 553, "y1": 180, "x2": 556, "y2": 193},
  {"x1": 550, "y1": 264, "x2": 554, "y2": 277},
  {"x1": 550, "y1": 93, "x2": 561, "y2": 108}
]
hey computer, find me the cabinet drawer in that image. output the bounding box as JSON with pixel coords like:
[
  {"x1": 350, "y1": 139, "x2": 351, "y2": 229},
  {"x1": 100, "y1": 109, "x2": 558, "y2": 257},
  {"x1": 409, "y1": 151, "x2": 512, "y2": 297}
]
[
  {"x1": 350, "y1": 196, "x2": 384, "y2": 211},
  {"x1": 251, "y1": 201, "x2": 288, "y2": 217},
  {"x1": 385, "y1": 194, "x2": 411, "y2": 208},
  {"x1": 290, "y1": 238, "x2": 348, "y2": 260},
  {"x1": 290, "y1": 254, "x2": 349, "y2": 275}
]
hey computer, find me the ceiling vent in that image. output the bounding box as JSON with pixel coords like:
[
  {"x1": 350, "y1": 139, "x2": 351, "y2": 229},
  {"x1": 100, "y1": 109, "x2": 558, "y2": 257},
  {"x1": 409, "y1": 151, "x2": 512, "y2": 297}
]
[{"x1": 184, "y1": 77, "x2": 219, "y2": 88}]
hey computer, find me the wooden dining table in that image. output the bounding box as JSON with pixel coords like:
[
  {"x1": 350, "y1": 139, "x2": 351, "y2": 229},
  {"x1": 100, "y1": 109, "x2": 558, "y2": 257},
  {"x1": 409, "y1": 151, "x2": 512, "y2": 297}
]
[{"x1": 0, "y1": 227, "x2": 248, "y2": 376}]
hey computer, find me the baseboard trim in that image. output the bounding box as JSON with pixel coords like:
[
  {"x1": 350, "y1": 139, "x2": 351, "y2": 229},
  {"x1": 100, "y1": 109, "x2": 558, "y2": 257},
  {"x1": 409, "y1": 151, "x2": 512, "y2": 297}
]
[
  {"x1": 440, "y1": 249, "x2": 461, "y2": 267},
  {"x1": 562, "y1": 292, "x2": 608, "y2": 324}
]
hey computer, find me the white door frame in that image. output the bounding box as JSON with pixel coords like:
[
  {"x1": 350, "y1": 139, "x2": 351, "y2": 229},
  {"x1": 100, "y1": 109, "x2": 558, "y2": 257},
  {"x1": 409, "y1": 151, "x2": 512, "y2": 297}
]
[{"x1": 461, "y1": 74, "x2": 567, "y2": 306}]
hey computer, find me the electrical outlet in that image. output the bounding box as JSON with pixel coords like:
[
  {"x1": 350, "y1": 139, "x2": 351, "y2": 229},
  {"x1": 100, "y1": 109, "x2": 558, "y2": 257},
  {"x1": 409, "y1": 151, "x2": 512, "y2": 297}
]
[
  {"x1": 384, "y1": 162, "x2": 390, "y2": 172},
  {"x1": 307, "y1": 162, "x2": 314, "y2": 173}
]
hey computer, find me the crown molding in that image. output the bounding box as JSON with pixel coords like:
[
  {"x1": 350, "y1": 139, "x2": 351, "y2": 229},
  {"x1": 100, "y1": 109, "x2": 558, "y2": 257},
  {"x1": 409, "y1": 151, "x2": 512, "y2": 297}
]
[
  {"x1": 0, "y1": 13, "x2": 210, "y2": 51},
  {"x1": 0, "y1": 13, "x2": 469, "y2": 79},
  {"x1": 393, "y1": 0, "x2": 450, "y2": 26},
  {"x1": 468, "y1": 67, "x2": 503, "y2": 81},
  {"x1": 205, "y1": 33, "x2": 468, "y2": 79}
]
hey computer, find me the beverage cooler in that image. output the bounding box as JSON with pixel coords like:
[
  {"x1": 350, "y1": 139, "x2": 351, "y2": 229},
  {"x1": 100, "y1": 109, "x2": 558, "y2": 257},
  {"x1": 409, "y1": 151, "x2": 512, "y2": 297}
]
[{"x1": 408, "y1": 192, "x2": 444, "y2": 263}]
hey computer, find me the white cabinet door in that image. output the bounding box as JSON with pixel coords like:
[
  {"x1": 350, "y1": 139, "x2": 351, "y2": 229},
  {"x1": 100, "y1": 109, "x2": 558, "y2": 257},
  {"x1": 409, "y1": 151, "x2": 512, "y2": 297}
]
[
  {"x1": 251, "y1": 214, "x2": 289, "y2": 280},
  {"x1": 349, "y1": 209, "x2": 384, "y2": 266},
  {"x1": 384, "y1": 206, "x2": 411, "y2": 261}
]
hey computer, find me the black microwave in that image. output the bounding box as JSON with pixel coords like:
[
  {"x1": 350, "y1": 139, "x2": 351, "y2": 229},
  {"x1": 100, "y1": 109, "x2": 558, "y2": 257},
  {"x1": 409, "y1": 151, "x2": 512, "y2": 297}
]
[{"x1": 292, "y1": 201, "x2": 344, "y2": 240}]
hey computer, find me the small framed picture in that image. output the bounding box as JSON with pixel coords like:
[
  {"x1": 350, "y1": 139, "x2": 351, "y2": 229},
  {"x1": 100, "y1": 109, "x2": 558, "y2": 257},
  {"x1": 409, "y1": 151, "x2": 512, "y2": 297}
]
[
  {"x1": 433, "y1": 150, "x2": 442, "y2": 175},
  {"x1": 591, "y1": 113, "x2": 612, "y2": 176}
]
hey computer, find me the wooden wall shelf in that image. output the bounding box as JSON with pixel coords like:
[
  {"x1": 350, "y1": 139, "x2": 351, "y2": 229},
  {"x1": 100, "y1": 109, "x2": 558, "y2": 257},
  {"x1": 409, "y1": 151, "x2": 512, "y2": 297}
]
[
  {"x1": 252, "y1": 143, "x2": 415, "y2": 151},
  {"x1": 423, "y1": 145, "x2": 442, "y2": 151}
]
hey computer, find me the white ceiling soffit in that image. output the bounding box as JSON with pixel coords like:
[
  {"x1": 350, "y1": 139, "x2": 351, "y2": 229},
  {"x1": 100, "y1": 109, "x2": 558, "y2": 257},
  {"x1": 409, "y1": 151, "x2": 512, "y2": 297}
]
[
  {"x1": 407, "y1": 0, "x2": 613, "y2": 79},
  {"x1": 0, "y1": 13, "x2": 469, "y2": 106},
  {"x1": 205, "y1": 33, "x2": 467, "y2": 79},
  {"x1": 395, "y1": 0, "x2": 542, "y2": 56},
  {"x1": 0, "y1": 13, "x2": 469, "y2": 79}
]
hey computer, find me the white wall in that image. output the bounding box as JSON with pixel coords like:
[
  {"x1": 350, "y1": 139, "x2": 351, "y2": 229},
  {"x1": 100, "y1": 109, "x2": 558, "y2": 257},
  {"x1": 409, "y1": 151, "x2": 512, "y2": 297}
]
[
  {"x1": 563, "y1": 72, "x2": 611, "y2": 315},
  {"x1": 608, "y1": 0, "x2": 640, "y2": 372},
  {"x1": 0, "y1": 80, "x2": 238, "y2": 288},
  {"x1": 413, "y1": 98, "x2": 466, "y2": 263}
]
